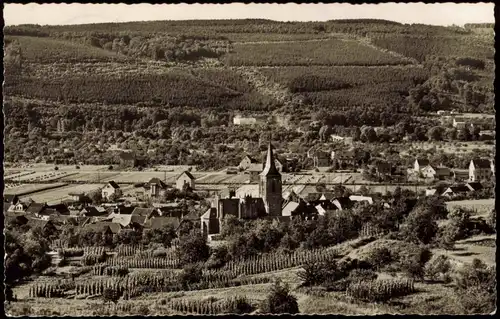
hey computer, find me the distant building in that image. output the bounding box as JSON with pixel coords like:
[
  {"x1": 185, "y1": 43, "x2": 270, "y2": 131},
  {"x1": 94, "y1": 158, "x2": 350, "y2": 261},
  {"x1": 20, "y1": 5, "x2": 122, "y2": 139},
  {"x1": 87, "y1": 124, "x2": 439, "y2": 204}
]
[
  {"x1": 469, "y1": 159, "x2": 493, "y2": 182},
  {"x1": 420, "y1": 165, "x2": 451, "y2": 180},
  {"x1": 102, "y1": 181, "x2": 122, "y2": 200},
  {"x1": 147, "y1": 178, "x2": 170, "y2": 198},
  {"x1": 308, "y1": 147, "x2": 330, "y2": 168},
  {"x1": 233, "y1": 115, "x2": 257, "y2": 125},
  {"x1": 176, "y1": 171, "x2": 196, "y2": 191},
  {"x1": 239, "y1": 155, "x2": 259, "y2": 171},
  {"x1": 442, "y1": 184, "x2": 471, "y2": 197},
  {"x1": 413, "y1": 158, "x2": 430, "y2": 172}
]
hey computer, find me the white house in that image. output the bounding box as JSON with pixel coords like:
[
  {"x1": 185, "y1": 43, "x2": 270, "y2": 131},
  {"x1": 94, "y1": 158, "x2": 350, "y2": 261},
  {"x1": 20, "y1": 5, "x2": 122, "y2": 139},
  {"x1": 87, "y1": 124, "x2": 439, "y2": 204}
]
[
  {"x1": 102, "y1": 181, "x2": 122, "y2": 200},
  {"x1": 233, "y1": 115, "x2": 257, "y2": 125},
  {"x1": 176, "y1": 171, "x2": 196, "y2": 191},
  {"x1": 469, "y1": 159, "x2": 493, "y2": 182}
]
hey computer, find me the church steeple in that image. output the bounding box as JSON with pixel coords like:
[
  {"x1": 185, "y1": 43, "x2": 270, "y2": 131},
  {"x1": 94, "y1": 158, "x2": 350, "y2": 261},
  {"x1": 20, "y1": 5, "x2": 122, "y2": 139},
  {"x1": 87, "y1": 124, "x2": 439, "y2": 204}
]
[
  {"x1": 259, "y1": 137, "x2": 282, "y2": 216},
  {"x1": 261, "y1": 140, "x2": 280, "y2": 176}
]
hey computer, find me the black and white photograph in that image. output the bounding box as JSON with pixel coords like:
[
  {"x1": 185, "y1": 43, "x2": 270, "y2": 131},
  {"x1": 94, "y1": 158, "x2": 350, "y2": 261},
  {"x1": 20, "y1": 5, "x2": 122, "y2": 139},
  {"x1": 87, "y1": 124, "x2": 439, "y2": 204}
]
[{"x1": 3, "y1": 2, "x2": 496, "y2": 316}]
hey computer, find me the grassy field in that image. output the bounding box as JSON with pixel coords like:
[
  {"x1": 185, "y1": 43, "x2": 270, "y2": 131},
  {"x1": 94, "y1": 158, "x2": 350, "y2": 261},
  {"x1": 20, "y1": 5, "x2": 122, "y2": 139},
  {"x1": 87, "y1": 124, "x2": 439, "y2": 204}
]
[
  {"x1": 21, "y1": 183, "x2": 105, "y2": 204},
  {"x1": 3, "y1": 183, "x2": 68, "y2": 196}
]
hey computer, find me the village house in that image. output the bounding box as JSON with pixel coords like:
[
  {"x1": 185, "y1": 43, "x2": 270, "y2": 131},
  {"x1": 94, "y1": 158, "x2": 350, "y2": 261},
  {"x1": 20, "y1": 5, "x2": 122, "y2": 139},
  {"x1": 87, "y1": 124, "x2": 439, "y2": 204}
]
[
  {"x1": 330, "y1": 135, "x2": 354, "y2": 145},
  {"x1": 420, "y1": 165, "x2": 451, "y2": 180},
  {"x1": 308, "y1": 147, "x2": 330, "y2": 168},
  {"x1": 452, "y1": 169, "x2": 470, "y2": 182},
  {"x1": 102, "y1": 181, "x2": 122, "y2": 200},
  {"x1": 465, "y1": 182, "x2": 483, "y2": 192},
  {"x1": 469, "y1": 159, "x2": 493, "y2": 182},
  {"x1": 176, "y1": 171, "x2": 196, "y2": 191},
  {"x1": 143, "y1": 216, "x2": 181, "y2": 232},
  {"x1": 413, "y1": 158, "x2": 430, "y2": 172},
  {"x1": 233, "y1": 115, "x2": 258, "y2": 125},
  {"x1": 4, "y1": 194, "x2": 19, "y2": 206},
  {"x1": 238, "y1": 155, "x2": 259, "y2": 171},
  {"x1": 442, "y1": 184, "x2": 471, "y2": 197},
  {"x1": 7, "y1": 201, "x2": 28, "y2": 213},
  {"x1": 452, "y1": 117, "x2": 468, "y2": 129},
  {"x1": 79, "y1": 206, "x2": 108, "y2": 217},
  {"x1": 331, "y1": 147, "x2": 359, "y2": 168},
  {"x1": 147, "y1": 178, "x2": 170, "y2": 198}
]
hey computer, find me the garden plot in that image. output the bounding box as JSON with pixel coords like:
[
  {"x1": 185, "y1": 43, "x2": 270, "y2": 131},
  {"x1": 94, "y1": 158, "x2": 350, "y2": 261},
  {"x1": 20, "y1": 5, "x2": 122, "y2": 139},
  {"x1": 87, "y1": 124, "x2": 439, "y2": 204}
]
[
  {"x1": 196, "y1": 174, "x2": 232, "y2": 184},
  {"x1": 60, "y1": 172, "x2": 121, "y2": 182},
  {"x1": 22, "y1": 184, "x2": 104, "y2": 204},
  {"x1": 3, "y1": 183, "x2": 68, "y2": 196},
  {"x1": 221, "y1": 174, "x2": 251, "y2": 184},
  {"x1": 4, "y1": 171, "x2": 36, "y2": 180}
]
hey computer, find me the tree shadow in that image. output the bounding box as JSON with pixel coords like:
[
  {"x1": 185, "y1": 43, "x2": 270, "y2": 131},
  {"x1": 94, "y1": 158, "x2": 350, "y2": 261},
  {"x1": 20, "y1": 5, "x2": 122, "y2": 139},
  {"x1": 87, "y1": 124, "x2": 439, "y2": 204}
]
[{"x1": 452, "y1": 251, "x2": 479, "y2": 257}]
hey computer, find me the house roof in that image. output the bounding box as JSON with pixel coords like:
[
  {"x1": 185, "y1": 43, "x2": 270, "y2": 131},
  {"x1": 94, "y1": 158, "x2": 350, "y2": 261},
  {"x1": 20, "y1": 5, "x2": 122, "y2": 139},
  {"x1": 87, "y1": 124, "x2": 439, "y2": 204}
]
[
  {"x1": 144, "y1": 216, "x2": 181, "y2": 230},
  {"x1": 148, "y1": 178, "x2": 168, "y2": 188},
  {"x1": 81, "y1": 206, "x2": 108, "y2": 216},
  {"x1": 435, "y1": 167, "x2": 451, "y2": 176},
  {"x1": 416, "y1": 158, "x2": 430, "y2": 166},
  {"x1": 177, "y1": 171, "x2": 195, "y2": 180},
  {"x1": 244, "y1": 155, "x2": 259, "y2": 163},
  {"x1": 47, "y1": 203, "x2": 70, "y2": 215},
  {"x1": 201, "y1": 207, "x2": 217, "y2": 220},
  {"x1": 466, "y1": 182, "x2": 483, "y2": 191},
  {"x1": 131, "y1": 207, "x2": 156, "y2": 216},
  {"x1": 117, "y1": 206, "x2": 135, "y2": 215},
  {"x1": 84, "y1": 222, "x2": 122, "y2": 234},
  {"x1": 332, "y1": 197, "x2": 353, "y2": 210},
  {"x1": 26, "y1": 203, "x2": 46, "y2": 214},
  {"x1": 472, "y1": 159, "x2": 491, "y2": 169},
  {"x1": 282, "y1": 201, "x2": 300, "y2": 216},
  {"x1": 107, "y1": 181, "x2": 120, "y2": 189},
  {"x1": 247, "y1": 163, "x2": 263, "y2": 172},
  {"x1": 182, "y1": 210, "x2": 199, "y2": 221},
  {"x1": 349, "y1": 195, "x2": 373, "y2": 205},
  {"x1": 444, "y1": 185, "x2": 471, "y2": 194}
]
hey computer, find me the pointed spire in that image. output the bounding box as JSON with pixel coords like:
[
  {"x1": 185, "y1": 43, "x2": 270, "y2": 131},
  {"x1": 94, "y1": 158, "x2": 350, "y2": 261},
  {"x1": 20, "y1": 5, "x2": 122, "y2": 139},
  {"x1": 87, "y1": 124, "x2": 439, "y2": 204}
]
[{"x1": 261, "y1": 137, "x2": 279, "y2": 176}]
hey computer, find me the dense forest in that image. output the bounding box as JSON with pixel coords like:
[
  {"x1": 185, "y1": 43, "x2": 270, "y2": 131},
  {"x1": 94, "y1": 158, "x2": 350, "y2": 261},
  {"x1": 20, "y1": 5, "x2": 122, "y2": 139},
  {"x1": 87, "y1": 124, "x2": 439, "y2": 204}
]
[{"x1": 3, "y1": 19, "x2": 495, "y2": 168}]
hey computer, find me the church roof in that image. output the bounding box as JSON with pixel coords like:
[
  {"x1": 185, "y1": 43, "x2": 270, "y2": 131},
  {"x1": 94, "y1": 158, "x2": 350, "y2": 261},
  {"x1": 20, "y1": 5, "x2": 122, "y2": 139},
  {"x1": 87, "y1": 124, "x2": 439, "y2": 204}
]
[{"x1": 260, "y1": 142, "x2": 280, "y2": 176}]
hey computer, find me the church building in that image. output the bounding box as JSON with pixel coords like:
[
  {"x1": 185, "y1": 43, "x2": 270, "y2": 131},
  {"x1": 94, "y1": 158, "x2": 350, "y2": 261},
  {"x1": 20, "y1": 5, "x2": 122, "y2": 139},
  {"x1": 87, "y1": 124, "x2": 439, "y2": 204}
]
[{"x1": 201, "y1": 141, "x2": 284, "y2": 237}]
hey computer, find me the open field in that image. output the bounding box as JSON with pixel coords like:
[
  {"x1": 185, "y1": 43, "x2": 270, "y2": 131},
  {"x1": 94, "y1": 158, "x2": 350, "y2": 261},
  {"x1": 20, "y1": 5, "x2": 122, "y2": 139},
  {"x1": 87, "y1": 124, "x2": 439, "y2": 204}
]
[
  {"x1": 399, "y1": 141, "x2": 495, "y2": 155},
  {"x1": 4, "y1": 183, "x2": 68, "y2": 196},
  {"x1": 20, "y1": 184, "x2": 105, "y2": 204}
]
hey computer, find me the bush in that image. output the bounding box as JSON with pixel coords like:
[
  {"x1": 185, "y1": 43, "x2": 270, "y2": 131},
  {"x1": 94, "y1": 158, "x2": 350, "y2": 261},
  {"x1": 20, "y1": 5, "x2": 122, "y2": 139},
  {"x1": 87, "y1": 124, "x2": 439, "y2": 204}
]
[
  {"x1": 103, "y1": 287, "x2": 121, "y2": 305},
  {"x1": 75, "y1": 165, "x2": 80, "y2": 169},
  {"x1": 260, "y1": 279, "x2": 299, "y2": 314},
  {"x1": 178, "y1": 263, "x2": 203, "y2": 289},
  {"x1": 454, "y1": 259, "x2": 496, "y2": 314},
  {"x1": 226, "y1": 296, "x2": 254, "y2": 314},
  {"x1": 424, "y1": 255, "x2": 451, "y2": 282},
  {"x1": 54, "y1": 166, "x2": 59, "y2": 171},
  {"x1": 108, "y1": 165, "x2": 113, "y2": 170},
  {"x1": 366, "y1": 247, "x2": 393, "y2": 270},
  {"x1": 399, "y1": 247, "x2": 432, "y2": 280}
]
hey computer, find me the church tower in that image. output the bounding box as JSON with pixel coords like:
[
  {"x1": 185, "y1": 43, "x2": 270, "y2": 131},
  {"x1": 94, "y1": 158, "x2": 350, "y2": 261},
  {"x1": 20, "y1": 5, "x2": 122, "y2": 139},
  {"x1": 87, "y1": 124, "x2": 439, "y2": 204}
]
[{"x1": 259, "y1": 141, "x2": 282, "y2": 216}]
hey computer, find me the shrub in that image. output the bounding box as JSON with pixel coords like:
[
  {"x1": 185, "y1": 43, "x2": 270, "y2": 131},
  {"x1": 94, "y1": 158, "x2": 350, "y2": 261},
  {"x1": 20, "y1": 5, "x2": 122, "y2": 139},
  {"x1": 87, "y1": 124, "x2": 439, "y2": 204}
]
[
  {"x1": 260, "y1": 279, "x2": 299, "y2": 314},
  {"x1": 108, "y1": 165, "x2": 113, "y2": 170},
  {"x1": 454, "y1": 259, "x2": 496, "y2": 314},
  {"x1": 178, "y1": 264, "x2": 203, "y2": 289},
  {"x1": 226, "y1": 296, "x2": 254, "y2": 314},
  {"x1": 103, "y1": 287, "x2": 121, "y2": 305},
  {"x1": 399, "y1": 247, "x2": 432, "y2": 280},
  {"x1": 366, "y1": 247, "x2": 393, "y2": 270},
  {"x1": 297, "y1": 261, "x2": 327, "y2": 286},
  {"x1": 54, "y1": 166, "x2": 59, "y2": 170},
  {"x1": 424, "y1": 255, "x2": 451, "y2": 282}
]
